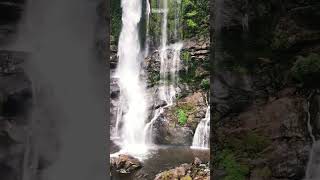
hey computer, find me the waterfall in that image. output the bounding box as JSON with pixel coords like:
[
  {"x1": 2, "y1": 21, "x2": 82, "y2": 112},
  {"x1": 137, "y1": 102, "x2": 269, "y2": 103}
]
[
  {"x1": 305, "y1": 141, "x2": 320, "y2": 180},
  {"x1": 191, "y1": 106, "x2": 210, "y2": 149},
  {"x1": 144, "y1": 0, "x2": 151, "y2": 58},
  {"x1": 305, "y1": 91, "x2": 320, "y2": 180},
  {"x1": 174, "y1": 0, "x2": 181, "y2": 40},
  {"x1": 143, "y1": 0, "x2": 183, "y2": 145},
  {"x1": 157, "y1": 0, "x2": 182, "y2": 106},
  {"x1": 113, "y1": 0, "x2": 149, "y2": 156},
  {"x1": 158, "y1": 0, "x2": 170, "y2": 104}
]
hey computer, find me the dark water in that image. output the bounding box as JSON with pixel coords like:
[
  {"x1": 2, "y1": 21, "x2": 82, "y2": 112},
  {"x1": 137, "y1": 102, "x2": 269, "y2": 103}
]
[{"x1": 111, "y1": 145, "x2": 209, "y2": 180}]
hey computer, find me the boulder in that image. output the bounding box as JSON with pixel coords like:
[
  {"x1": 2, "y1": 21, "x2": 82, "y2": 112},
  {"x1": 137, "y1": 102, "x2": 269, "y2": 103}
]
[
  {"x1": 154, "y1": 158, "x2": 210, "y2": 180},
  {"x1": 215, "y1": 95, "x2": 310, "y2": 179},
  {"x1": 110, "y1": 154, "x2": 142, "y2": 174},
  {"x1": 151, "y1": 116, "x2": 194, "y2": 146}
]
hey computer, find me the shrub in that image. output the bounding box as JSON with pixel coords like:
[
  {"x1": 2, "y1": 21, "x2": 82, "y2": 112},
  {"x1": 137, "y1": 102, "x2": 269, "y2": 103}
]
[
  {"x1": 291, "y1": 53, "x2": 320, "y2": 84},
  {"x1": 181, "y1": 0, "x2": 209, "y2": 39},
  {"x1": 242, "y1": 133, "x2": 270, "y2": 156},
  {"x1": 200, "y1": 79, "x2": 210, "y2": 90},
  {"x1": 111, "y1": 0, "x2": 122, "y2": 41},
  {"x1": 177, "y1": 109, "x2": 188, "y2": 125},
  {"x1": 217, "y1": 150, "x2": 249, "y2": 180},
  {"x1": 225, "y1": 132, "x2": 271, "y2": 158},
  {"x1": 181, "y1": 51, "x2": 191, "y2": 62}
]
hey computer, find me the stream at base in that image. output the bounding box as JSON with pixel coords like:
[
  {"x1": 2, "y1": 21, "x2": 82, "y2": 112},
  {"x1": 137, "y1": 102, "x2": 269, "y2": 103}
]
[{"x1": 111, "y1": 145, "x2": 209, "y2": 180}]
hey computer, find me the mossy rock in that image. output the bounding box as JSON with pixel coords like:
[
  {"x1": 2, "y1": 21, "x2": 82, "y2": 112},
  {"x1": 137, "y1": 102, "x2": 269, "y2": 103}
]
[
  {"x1": 290, "y1": 53, "x2": 320, "y2": 87},
  {"x1": 181, "y1": 175, "x2": 192, "y2": 180}
]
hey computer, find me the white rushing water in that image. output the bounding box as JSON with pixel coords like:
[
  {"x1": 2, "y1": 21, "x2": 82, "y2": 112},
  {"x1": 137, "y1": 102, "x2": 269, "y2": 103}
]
[
  {"x1": 305, "y1": 141, "x2": 320, "y2": 180},
  {"x1": 113, "y1": 0, "x2": 149, "y2": 156},
  {"x1": 143, "y1": 0, "x2": 183, "y2": 146},
  {"x1": 144, "y1": 0, "x2": 151, "y2": 58},
  {"x1": 157, "y1": 0, "x2": 183, "y2": 106},
  {"x1": 305, "y1": 92, "x2": 320, "y2": 180},
  {"x1": 174, "y1": 0, "x2": 181, "y2": 40},
  {"x1": 192, "y1": 106, "x2": 210, "y2": 149}
]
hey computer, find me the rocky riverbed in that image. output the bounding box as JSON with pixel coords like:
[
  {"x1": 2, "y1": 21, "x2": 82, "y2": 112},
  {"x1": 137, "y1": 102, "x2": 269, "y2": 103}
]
[{"x1": 110, "y1": 146, "x2": 209, "y2": 180}]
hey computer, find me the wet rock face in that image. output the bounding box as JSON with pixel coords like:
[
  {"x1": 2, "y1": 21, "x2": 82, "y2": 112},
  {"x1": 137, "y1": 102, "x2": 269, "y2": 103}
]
[
  {"x1": 310, "y1": 93, "x2": 320, "y2": 138},
  {"x1": 0, "y1": 0, "x2": 26, "y2": 46},
  {"x1": 144, "y1": 37, "x2": 210, "y2": 145},
  {"x1": 154, "y1": 157, "x2": 210, "y2": 180},
  {"x1": 216, "y1": 92, "x2": 310, "y2": 179},
  {"x1": 149, "y1": 91, "x2": 208, "y2": 146},
  {"x1": 0, "y1": 51, "x2": 32, "y2": 180},
  {"x1": 213, "y1": 1, "x2": 320, "y2": 177},
  {"x1": 213, "y1": 0, "x2": 320, "y2": 118},
  {"x1": 110, "y1": 154, "x2": 142, "y2": 174},
  {"x1": 107, "y1": 38, "x2": 210, "y2": 146},
  {"x1": 151, "y1": 116, "x2": 194, "y2": 146},
  {"x1": 144, "y1": 38, "x2": 210, "y2": 89}
]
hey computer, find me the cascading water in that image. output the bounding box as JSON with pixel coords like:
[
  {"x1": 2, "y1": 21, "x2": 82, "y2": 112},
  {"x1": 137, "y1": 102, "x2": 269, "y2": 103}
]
[
  {"x1": 174, "y1": 0, "x2": 181, "y2": 40},
  {"x1": 192, "y1": 106, "x2": 210, "y2": 149},
  {"x1": 112, "y1": 0, "x2": 149, "y2": 156},
  {"x1": 144, "y1": 0, "x2": 183, "y2": 145},
  {"x1": 304, "y1": 91, "x2": 320, "y2": 180},
  {"x1": 157, "y1": 0, "x2": 182, "y2": 106},
  {"x1": 144, "y1": 0, "x2": 151, "y2": 58}
]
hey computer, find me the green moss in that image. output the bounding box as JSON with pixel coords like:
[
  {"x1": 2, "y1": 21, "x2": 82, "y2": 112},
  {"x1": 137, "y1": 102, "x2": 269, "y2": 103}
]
[
  {"x1": 216, "y1": 133, "x2": 271, "y2": 180},
  {"x1": 181, "y1": 175, "x2": 192, "y2": 180},
  {"x1": 181, "y1": 0, "x2": 209, "y2": 39},
  {"x1": 149, "y1": 72, "x2": 161, "y2": 86},
  {"x1": 200, "y1": 79, "x2": 210, "y2": 90},
  {"x1": 181, "y1": 51, "x2": 191, "y2": 62},
  {"x1": 179, "y1": 51, "x2": 200, "y2": 85},
  {"x1": 177, "y1": 109, "x2": 188, "y2": 125},
  {"x1": 159, "y1": 170, "x2": 174, "y2": 180},
  {"x1": 291, "y1": 53, "x2": 320, "y2": 83},
  {"x1": 225, "y1": 132, "x2": 271, "y2": 158},
  {"x1": 242, "y1": 133, "x2": 271, "y2": 155},
  {"x1": 174, "y1": 103, "x2": 195, "y2": 125},
  {"x1": 217, "y1": 150, "x2": 249, "y2": 180},
  {"x1": 111, "y1": 0, "x2": 122, "y2": 42}
]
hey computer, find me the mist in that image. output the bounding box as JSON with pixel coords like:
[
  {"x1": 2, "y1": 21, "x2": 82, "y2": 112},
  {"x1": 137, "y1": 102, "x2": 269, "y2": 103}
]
[{"x1": 10, "y1": 0, "x2": 107, "y2": 179}]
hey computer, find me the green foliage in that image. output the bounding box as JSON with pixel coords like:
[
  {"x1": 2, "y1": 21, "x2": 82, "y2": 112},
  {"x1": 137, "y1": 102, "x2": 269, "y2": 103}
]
[
  {"x1": 291, "y1": 53, "x2": 320, "y2": 83},
  {"x1": 149, "y1": 11, "x2": 162, "y2": 45},
  {"x1": 217, "y1": 133, "x2": 271, "y2": 180},
  {"x1": 225, "y1": 132, "x2": 271, "y2": 158},
  {"x1": 217, "y1": 150, "x2": 249, "y2": 180},
  {"x1": 186, "y1": 19, "x2": 197, "y2": 28},
  {"x1": 242, "y1": 133, "x2": 271, "y2": 155},
  {"x1": 149, "y1": 71, "x2": 161, "y2": 86},
  {"x1": 175, "y1": 103, "x2": 195, "y2": 125},
  {"x1": 181, "y1": 0, "x2": 209, "y2": 39},
  {"x1": 177, "y1": 109, "x2": 188, "y2": 125},
  {"x1": 200, "y1": 79, "x2": 210, "y2": 90},
  {"x1": 181, "y1": 51, "x2": 191, "y2": 62},
  {"x1": 111, "y1": 0, "x2": 122, "y2": 42},
  {"x1": 179, "y1": 51, "x2": 199, "y2": 84}
]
